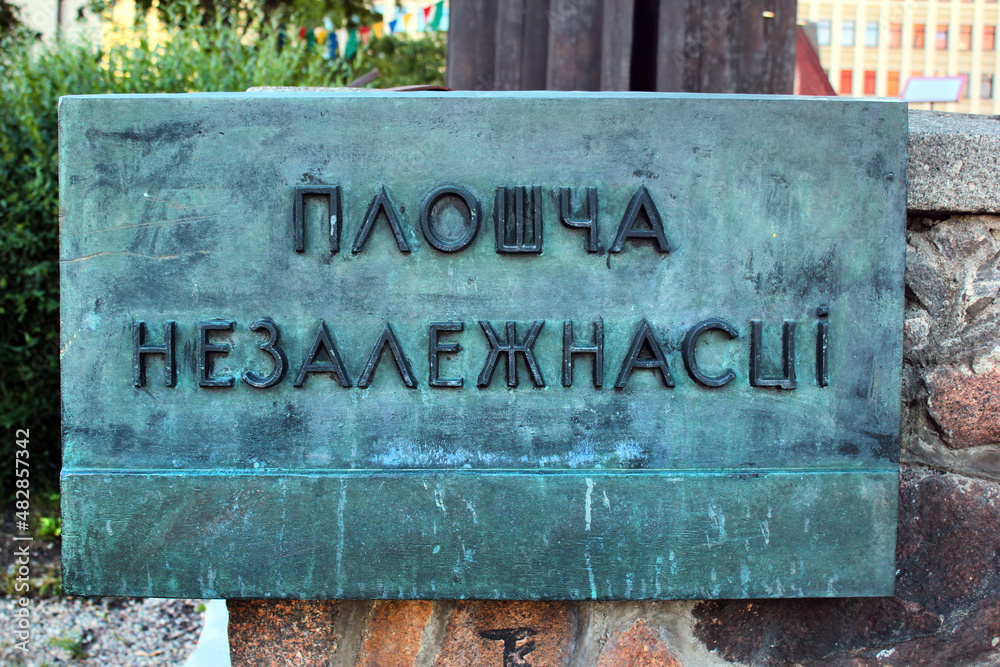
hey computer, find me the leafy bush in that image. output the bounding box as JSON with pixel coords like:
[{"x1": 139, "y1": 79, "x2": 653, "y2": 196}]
[{"x1": 0, "y1": 12, "x2": 444, "y2": 502}]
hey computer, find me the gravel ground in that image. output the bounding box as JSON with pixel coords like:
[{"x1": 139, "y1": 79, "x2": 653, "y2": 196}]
[
  {"x1": 1, "y1": 596, "x2": 205, "y2": 666},
  {"x1": 2, "y1": 510, "x2": 206, "y2": 666}
]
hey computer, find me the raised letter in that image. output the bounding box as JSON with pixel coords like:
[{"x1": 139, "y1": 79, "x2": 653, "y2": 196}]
[
  {"x1": 294, "y1": 321, "x2": 352, "y2": 387},
  {"x1": 562, "y1": 320, "x2": 603, "y2": 388},
  {"x1": 429, "y1": 322, "x2": 464, "y2": 387},
  {"x1": 682, "y1": 318, "x2": 738, "y2": 388},
  {"x1": 133, "y1": 321, "x2": 176, "y2": 387},
  {"x1": 610, "y1": 186, "x2": 669, "y2": 253},
  {"x1": 293, "y1": 185, "x2": 341, "y2": 254},
  {"x1": 358, "y1": 323, "x2": 417, "y2": 388},
  {"x1": 816, "y1": 305, "x2": 829, "y2": 387},
  {"x1": 749, "y1": 320, "x2": 797, "y2": 389},
  {"x1": 198, "y1": 320, "x2": 235, "y2": 387},
  {"x1": 352, "y1": 186, "x2": 411, "y2": 254},
  {"x1": 477, "y1": 321, "x2": 545, "y2": 387},
  {"x1": 559, "y1": 187, "x2": 599, "y2": 252},
  {"x1": 494, "y1": 186, "x2": 543, "y2": 253},
  {"x1": 243, "y1": 318, "x2": 288, "y2": 388},
  {"x1": 615, "y1": 319, "x2": 674, "y2": 388},
  {"x1": 420, "y1": 185, "x2": 482, "y2": 252}
]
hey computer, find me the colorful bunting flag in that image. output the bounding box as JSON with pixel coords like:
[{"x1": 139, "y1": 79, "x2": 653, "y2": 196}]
[
  {"x1": 288, "y1": 2, "x2": 450, "y2": 64},
  {"x1": 429, "y1": 1, "x2": 443, "y2": 31},
  {"x1": 345, "y1": 29, "x2": 358, "y2": 59}
]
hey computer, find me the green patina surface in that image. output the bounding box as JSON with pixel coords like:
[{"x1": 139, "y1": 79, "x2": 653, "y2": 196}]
[{"x1": 59, "y1": 92, "x2": 906, "y2": 599}]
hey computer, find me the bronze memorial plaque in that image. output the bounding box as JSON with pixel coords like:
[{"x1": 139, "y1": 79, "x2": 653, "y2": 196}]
[{"x1": 59, "y1": 92, "x2": 906, "y2": 599}]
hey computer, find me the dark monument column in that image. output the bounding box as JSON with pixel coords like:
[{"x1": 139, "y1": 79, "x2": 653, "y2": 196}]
[{"x1": 445, "y1": 0, "x2": 797, "y2": 94}]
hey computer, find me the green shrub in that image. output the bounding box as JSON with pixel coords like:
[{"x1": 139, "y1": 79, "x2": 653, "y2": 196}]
[{"x1": 0, "y1": 12, "x2": 444, "y2": 502}]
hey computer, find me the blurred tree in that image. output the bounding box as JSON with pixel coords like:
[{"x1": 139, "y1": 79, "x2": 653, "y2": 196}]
[
  {"x1": 87, "y1": 0, "x2": 382, "y2": 30},
  {"x1": 0, "y1": 0, "x2": 22, "y2": 35}
]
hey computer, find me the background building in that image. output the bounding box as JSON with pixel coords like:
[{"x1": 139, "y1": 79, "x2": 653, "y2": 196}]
[
  {"x1": 799, "y1": 0, "x2": 1000, "y2": 112},
  {"x1": 14, "y1": 0, "x2": 98, "y2": 41}
]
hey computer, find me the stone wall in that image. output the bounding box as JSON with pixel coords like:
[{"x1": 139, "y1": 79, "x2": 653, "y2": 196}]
[{"x1": 228, "y1": 110, "x2": 1000, "y2": 667}]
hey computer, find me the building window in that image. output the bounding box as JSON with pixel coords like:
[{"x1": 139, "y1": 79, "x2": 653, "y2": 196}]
[
  {"x1": 983, "y1": 74, "x2": 994, "y2": 99},
  {"x1": 986, "y1": 26, "x2": 996, "y2": 51},
  {"x1": 914, "y1": 24, "x2": 925, "y2": 48},
  {"x1": 842, "y1": 20, "x2": 856, "y2": 47},
  {"x1": 864, "y1": 70, "x2": 877, "y2": 94},
  {"x1": 960, "y1": 25, "x2": 972, "y2": 50},
  {"x1": 840, "y1": 69, "x2": 853, "y2": 94},
  {"x1": 865, "y1": 21, "x2": 879, "y2": 47},
  {"x1": 889, "y1": 23, "x2": 902, "y2": 48},
  {"x1": 888, "y1": 71, "x2": 900, "y2": 96},
  {"x1": 936, "y1": 25, "x2": 948, "y2": 49},
  {"x1": 817, "y1": 20, "x2": 832, "y2": 46}
]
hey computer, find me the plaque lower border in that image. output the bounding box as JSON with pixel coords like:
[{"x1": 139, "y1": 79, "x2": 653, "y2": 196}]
[{"x1": 62, "y1": 469, "x2": 897, "y2": 599}]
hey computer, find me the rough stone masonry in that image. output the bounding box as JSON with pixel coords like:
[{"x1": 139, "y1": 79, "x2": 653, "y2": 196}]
[{"x1": 227, "y1": 110, "x2": 1000, "y2": 666}]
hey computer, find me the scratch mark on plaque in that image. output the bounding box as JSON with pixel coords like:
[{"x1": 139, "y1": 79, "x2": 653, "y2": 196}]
[
  {"x1": 463, "y1": 498, "x2": 478, "y2": 524},
  {"x1": 585, "y1": 478, "x2": 594, "y2": 531},
  {"x1": 61, "y1": 250, "x2": 211, "y2": 264},
  {"x1": 586, "y1": 545, "x2": 597, "y2": 600},
  {"x1": 76, "y1": 214, "x2": 216, "y2": 235},
  {"x1": 204, "y1": 565, "x2": 217, "y2": 597},
  {"x1": 60, "y1": 330, "x2": 79, "y2": 358},
  {"x1": 602, "y1": 490, "x2": 611, "y2": 510},
  {"x1": 335, "y1": 481, "x2": 346, "y2": 595},
  {"x1": 433, "y1": 488, "x2": 447, "y2": 514},
  {"x1": 707, "y1": 500, "x2": 727, "y2": 546}
]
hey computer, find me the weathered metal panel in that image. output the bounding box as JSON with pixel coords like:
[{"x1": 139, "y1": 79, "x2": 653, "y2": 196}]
[
  {"x1": 59, "y1": 92, "x2": 906, "y2": 599},
  {"x1": 61, "y1": 470, "x2": 897, "y2": 599}
]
